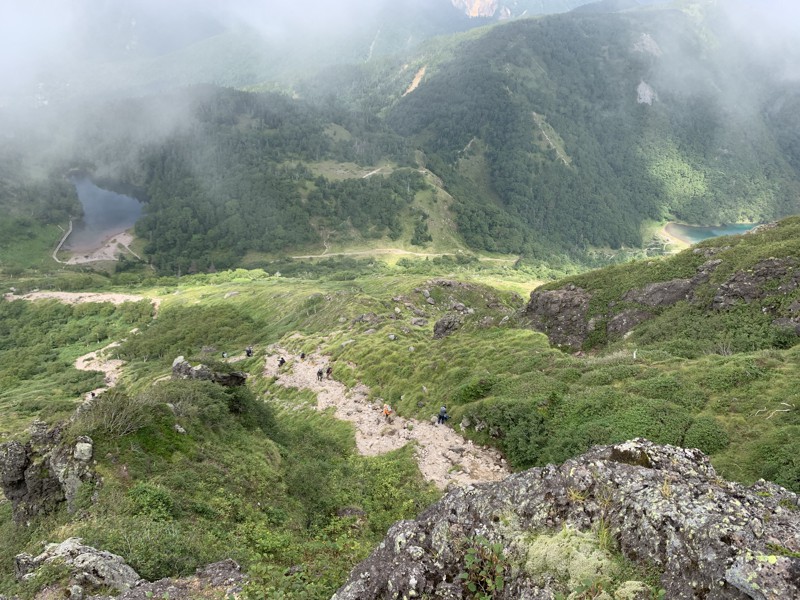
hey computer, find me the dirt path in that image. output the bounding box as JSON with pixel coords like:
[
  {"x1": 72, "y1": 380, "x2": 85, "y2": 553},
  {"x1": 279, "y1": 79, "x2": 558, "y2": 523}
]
[
  {"x1": 262, "y1": 349, "x2": 510, "y2": 490},
  {"x1": 4, "y1": 290, "x2": 160, "y2": 309},
  {"x1": 75, "y1": 341, "x2": 125, "y2": 400},
  {"x1": 290, "y1": 247, "x2": 516, "y2": 264},
  {"x1": 8, "y1": 291, "x2": 160, "y2": 402}
]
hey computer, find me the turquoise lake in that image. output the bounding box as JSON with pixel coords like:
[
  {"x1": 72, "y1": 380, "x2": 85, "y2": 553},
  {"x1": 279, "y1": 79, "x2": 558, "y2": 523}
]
[{"x1": 665, "y1": 222, "x2": 758, "y2": 245}]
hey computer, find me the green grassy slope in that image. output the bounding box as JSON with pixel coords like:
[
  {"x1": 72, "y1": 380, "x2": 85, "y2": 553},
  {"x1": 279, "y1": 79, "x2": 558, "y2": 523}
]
[{"x1": 3, "y1": 221, "x2": 799, "y2": 596}]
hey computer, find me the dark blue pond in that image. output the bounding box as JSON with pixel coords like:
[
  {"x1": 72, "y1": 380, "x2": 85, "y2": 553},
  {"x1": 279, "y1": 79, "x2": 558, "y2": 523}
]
[
  {"x1": 666, "y1": 222, "x2": 758, "y2": 245},
  {"x1": 65, "y1": 177, "x2": 142, "y2": 252}
]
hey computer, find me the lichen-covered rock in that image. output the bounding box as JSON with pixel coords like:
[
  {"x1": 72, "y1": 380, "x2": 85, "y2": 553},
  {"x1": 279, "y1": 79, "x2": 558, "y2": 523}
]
[
  {"x1": 85, "y1": 559, "x2": 245, "y2": 600},
  {"x1": 606, "y1": 309, "x2": 653, "y2": 338},
  {"x1": 0, "y1": 422, "x2": 96, "y2": 523},
  {"x1": 171, "y1": 356, "x2": 247, "y2": 386},
  {"x1": 622, "y1": 278, "x2": 695, "y2": 307},
  {"x1": 15, "y1": 538, "x2": 141, "y2": 593},
  {"x1": 332, "y1": 439, "x2": 800, "y2": 600}
]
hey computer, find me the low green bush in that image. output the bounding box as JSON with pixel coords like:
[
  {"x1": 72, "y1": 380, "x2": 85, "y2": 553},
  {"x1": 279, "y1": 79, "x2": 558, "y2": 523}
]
[{"x1": 683, "y1": 416, "x2": 730, "y2": 454}]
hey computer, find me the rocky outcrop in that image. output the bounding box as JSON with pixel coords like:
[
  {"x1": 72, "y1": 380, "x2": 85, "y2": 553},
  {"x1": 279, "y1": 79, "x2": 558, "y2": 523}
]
[
  {"x1": 433, "y1": 314, "x2": 463, "y2": 339},
  {"x1": 332, "y1": 439, "x2": 800, "y2": 600},
  {"x1": 0, "y1": 421, "x2": 96, "y2": 523},
  {"x1": 712, "y1": 258, "x2": 800, "y2": 310},
  {"x1": 85, "y1": 559, "x2": 245, "y2": 600},
  {"x1": 171, "y1": 356, "x2": 247, "y2": 386},
  {"x1": 15, "y1": 538, "x2": 142, "y2": 593},
  {"x1": 523, "y1": 284, "x2": 592, "y2": 348}
]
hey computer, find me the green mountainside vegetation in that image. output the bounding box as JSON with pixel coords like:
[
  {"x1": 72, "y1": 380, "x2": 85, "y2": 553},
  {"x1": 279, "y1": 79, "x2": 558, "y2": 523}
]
[
  {"x1": 2, "y1": 219, "x2": 800, "y2": 597},
  {"x1": 1, "y1": 3, "x2": 800, "y2": 597},
  {"x1": 3, "y1": 3, "x2": 799, "y2": 278}
]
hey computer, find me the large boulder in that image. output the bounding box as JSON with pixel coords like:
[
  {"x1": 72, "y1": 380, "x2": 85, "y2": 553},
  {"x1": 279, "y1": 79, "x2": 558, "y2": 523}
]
[
  {"x1": 0, "y1": 422, "x2": 95, "y2": 523},
  {"x1": 85, "y1": 559, "x2": 245, "y2": 600},
  {"x1": 332, "y1": 439, "x2": 800, "y2": 600},
  {"x1": 15, "y1": 538, "x2": 142, "y2": 593},
  {"x1": 524, "y1": 284, "x2": 592, "y2": 349},
  {"x1": 171, "y1": 356, "x2": 247, "y2": 386}
]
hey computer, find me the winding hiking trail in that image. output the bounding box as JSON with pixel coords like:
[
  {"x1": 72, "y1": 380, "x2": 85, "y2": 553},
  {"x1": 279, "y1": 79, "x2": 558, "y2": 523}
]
[
  {"x1": 263, "y1": 349, "x2": 510, "y2": 490},
  {"x1": 75, "y1": 341, "x2": 125, "y2": 400},
  {"x1": 7, "y1": 292, "x2": 160, "y2": 401}
]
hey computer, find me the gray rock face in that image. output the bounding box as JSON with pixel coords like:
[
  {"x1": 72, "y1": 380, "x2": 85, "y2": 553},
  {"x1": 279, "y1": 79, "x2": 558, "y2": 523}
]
[
  {"x1": 15, "y1": 538, "x2": 141, "y2": 593},
  {"x1": 623, "y1": 279, "x2": 694, "y2": 307},
  {"x1": 524, "y1": 284, "x2": 592, "y2": 348},
  {"x1": 433, "y1": 314, "x2": 463, "y2": 339},
  {"x1": 712, "y1": 258, "x2": 800, "y2": 310},
  {"x1": 85, "y1": 559, "x2": 245, "y2": 600},
  {"x1": 0, "y1": 422, "x2": 95, "y2": 523},
  {"x1": 332, "y1": 439, "x2": 800, "y2": 600},
  {"x1": 606, "y1": 308, "x2": 653, "y2": 338},
  {"x1": 171, "y1": 356, "x2": 247, "y2": 386}
]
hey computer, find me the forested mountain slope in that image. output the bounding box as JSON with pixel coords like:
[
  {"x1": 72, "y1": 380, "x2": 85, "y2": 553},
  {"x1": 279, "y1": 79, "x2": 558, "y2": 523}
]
[{"x1": 378, "y1": 7, "x2": 800, "y2": 255}]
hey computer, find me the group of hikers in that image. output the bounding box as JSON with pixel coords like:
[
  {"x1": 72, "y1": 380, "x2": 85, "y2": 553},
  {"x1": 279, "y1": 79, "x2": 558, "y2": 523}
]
[{"x1": 223, "y1": 346, "x2": 452, "y2": 426}]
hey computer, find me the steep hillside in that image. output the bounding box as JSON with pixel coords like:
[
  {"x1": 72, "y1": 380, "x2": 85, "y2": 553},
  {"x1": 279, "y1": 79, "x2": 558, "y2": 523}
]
[
  {"x1": 382, "y1": 8, "x2": 800, "y2": 255},
  {"x1": 525, "y1": 218, "x2": 800, "y2": 355},
  {"x1": 2, "y1": 218, "x2": 800, "y2": 597}
]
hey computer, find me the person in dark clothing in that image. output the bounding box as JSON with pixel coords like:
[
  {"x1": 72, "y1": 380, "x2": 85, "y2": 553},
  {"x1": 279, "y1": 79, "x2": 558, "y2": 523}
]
[
  {"x1": 300, "y1": 352, "x2": 306, "y2": 360},
  {"x1": 437, "y1": 405, "x2": 449, "y2": 425},
  {"x1": 317, "y1": 368, "x2": 324, "y2": 381},
  {"x1": 245, "y1": 346, "x2": 253, "y2": 357},
  {"x1": 326, "y1": 365, "x2": 333, "y2": 379},
  {"x1": 278, "y1": 356, "x2": 286, "y2": 367}
]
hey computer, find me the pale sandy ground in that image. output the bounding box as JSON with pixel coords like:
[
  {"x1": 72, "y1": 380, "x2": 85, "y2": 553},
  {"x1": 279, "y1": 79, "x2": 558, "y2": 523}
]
[
  {"x1": 65, "y1": 231, "x2": 141, "y2": 264},
  {"x1": 262, "y1": 348, "x2": 510, "y2": 490},
  {"x1": 659, "y1": 223, "x2": 691, "y2": 249},
  {"x1": 4, "y1": 290, "x2": 160, "y2": 309},
  {"x1": 75, "y1": 341, "x2": 125, "y2": 400}
]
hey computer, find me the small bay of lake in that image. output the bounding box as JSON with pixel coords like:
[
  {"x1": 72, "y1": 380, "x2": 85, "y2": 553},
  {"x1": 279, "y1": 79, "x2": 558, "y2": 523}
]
[
  {"x1": 665, "y1": 222, "x2": 758, "y2": 245},
  {"x1": 66, "y1": 177, "x2": 142, "y2": 252}
]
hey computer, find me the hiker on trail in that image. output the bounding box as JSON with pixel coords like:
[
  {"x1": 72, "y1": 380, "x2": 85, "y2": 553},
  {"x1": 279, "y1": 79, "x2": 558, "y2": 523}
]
[
  {"x1": 383, "y1": 403, "x2": 393, "y2": 421},
  {"x1": 300, "y1": 352, "x2": 306, "y2": 360},
  {"x1": 437, "y1": 405, "x2": 449, "y2": 425},
  {"x1": 316, "y1": 368, "x2": 324, "y2": 381},
  {"x1": 222, "y1": 351, "x2": 228, "y2": 359},
  {"x1": 278, "y1": 356, "x2": 286, "y2": 367},
  {"x1": 326, "y1": 365, "x2": 333, "y2": 379},
  {"x1": 245, "y1": 346, "x2": 253, "y2": 358}
]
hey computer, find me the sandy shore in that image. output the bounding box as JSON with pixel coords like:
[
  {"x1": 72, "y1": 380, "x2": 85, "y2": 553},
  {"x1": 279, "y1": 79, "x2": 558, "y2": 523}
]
[
  {"x1": 64, "y1": 230, "x2": 140, "y2": 264},
  {"x1": 659, "y1": 223, "x2": 692, "y2": 249}
]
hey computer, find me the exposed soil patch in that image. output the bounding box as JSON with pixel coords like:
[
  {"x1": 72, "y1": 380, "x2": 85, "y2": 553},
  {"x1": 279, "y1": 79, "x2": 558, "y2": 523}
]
[
  {"x1": 262, "y1": 348, "x2": 510, "y2": 490},
  {"x1": 75, "y1": 341, "x2": 125, "y2": 400},
  {"x1": 4, "y1": 290, "x2": 160, "y2": 309}
]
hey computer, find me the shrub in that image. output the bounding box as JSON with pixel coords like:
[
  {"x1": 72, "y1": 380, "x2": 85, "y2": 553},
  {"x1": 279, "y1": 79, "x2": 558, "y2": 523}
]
[
  {"x1": 683, "y1": 416, "x2": 730, "y2": 454},
  {"x1": 127, "y1": 482, "x2": 175, "y2": 521},
  {"x1": 72, "y1": 389, "x2": 161, "y2": 438}
]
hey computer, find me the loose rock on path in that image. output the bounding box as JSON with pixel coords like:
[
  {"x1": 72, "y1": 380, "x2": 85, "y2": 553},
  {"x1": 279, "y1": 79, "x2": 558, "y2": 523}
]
[{"x1": 263, "y1": 349, "x2": 510, "y2": 490}]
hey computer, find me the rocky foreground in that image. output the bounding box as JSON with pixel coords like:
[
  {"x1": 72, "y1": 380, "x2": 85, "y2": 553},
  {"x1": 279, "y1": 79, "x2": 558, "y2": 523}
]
[
  {"x1": 332, "y1": 439, "x2": 800, "y2": 600},
  {"x1": 4, "y1": 438, "x2": 799, "y2": 599}
]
